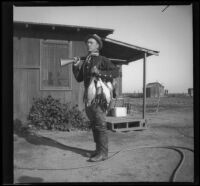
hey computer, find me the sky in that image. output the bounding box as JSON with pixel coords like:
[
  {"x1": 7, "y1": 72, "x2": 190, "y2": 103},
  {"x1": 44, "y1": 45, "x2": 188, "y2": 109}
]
[{"x1": 13, "y1": 5, "x2": 193, "y2": 93}]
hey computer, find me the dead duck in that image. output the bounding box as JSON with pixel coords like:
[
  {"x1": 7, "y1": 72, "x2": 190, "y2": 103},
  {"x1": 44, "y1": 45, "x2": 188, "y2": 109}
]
[{"x1": 85, "y1": 77, "x2": 113, "y2": 111}]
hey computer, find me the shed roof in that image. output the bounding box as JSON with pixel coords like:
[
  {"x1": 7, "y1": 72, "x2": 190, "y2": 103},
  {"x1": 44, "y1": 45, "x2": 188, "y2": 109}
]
[
  {"x1": 13, "y1": 21, "x2": 159, "y2": 64},
  {"x1": 14, "y1": 21, "x2": 114, "y2": 38},
  {"x1": 147, "y1": 82, "x2": 164, "y2": 88},
  {"x1": 101, "y1": 38, "x2": 159, "y2": 64}
]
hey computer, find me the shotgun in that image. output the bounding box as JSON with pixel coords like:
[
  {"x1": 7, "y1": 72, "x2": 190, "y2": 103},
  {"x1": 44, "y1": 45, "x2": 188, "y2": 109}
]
[{"x1": 60, "y1": 57, "x2": 127, "y2": 66}]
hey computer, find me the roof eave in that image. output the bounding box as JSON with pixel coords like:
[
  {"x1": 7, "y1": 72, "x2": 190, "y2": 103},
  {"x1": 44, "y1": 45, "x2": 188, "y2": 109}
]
[
  {"x1": 104, "y1": 38, "x2": 159, "y2": 56},
  {"x1": 13, "y1": 21, "x2": 114, "y2": 37}
]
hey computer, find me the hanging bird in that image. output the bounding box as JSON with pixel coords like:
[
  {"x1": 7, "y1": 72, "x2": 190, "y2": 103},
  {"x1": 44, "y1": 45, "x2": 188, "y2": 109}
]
[
  {"x1": 98, "y1": 78, "x2": 112, "y2": 105},
  {"x1": 86, "y1": 77, "x2": 113, "y2": 111},
  {"x1": 85, "y1": 77, "x2": 97, "y2": 106}
]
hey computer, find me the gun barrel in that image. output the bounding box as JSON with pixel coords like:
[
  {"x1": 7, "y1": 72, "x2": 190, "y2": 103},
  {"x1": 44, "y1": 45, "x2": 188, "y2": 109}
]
[{"x1": 60, "y1": 58, "x2": 75, "y2": 66}]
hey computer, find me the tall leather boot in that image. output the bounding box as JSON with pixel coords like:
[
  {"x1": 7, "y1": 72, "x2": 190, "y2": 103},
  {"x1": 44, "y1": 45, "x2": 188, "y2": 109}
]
[
  {"x1": 89, "y1": 129, "x2": 108, "y2": 162},
  {"x1": 86, "y1": 128, "x2": 99, "y2": 158}
]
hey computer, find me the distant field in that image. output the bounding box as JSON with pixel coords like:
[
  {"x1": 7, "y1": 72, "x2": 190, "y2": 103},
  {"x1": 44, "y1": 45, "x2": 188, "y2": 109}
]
[{"x1": 112, "y1": 96, "x2": 193, "y2": 114}]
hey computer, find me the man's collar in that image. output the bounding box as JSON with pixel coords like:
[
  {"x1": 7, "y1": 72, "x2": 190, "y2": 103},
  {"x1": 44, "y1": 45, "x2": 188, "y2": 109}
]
[{"x1": 88, "y1": 51, "x2": 99, "y2": 56}]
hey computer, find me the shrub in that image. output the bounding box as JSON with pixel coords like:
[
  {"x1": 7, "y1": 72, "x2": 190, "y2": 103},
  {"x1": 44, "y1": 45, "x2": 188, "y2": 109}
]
[
  {"x1": 27, "y1": 95, "x2": 90, "y2": 131},
  {"x1": 14, "y1": 118, "x2": 34, "y2": 136}
]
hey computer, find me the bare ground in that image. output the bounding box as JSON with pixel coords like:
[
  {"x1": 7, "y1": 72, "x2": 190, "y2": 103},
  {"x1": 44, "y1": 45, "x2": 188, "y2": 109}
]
[{"x1": 14, "y1": 102, "x2": 194, "y2": 183}]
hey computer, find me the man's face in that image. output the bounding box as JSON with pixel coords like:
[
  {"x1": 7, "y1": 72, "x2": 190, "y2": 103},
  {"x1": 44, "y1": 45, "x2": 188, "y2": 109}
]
[{"x1": 87, "y1": 38, "x2": 99, "y2": 52}]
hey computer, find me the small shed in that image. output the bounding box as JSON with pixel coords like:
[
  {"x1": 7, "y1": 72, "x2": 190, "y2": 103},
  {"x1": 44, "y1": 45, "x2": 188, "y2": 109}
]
[
  {"x1": 164, "y1": 89, "x2": 169, "y2": 95},
  {"x1": 146, "y1": 82, "x2": 164, "y2": 98},
  {"x1": 13, "y1": 21, "x2": 159, "y2": 121},
  {"x1": 188, "y1": 88, "x2": 193, "y2": 96}
]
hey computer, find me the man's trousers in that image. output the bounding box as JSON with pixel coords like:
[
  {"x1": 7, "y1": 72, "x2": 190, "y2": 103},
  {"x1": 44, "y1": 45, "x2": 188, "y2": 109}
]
[{"x1": 85, "y1": 103, "x2": 108, "y2": 156}]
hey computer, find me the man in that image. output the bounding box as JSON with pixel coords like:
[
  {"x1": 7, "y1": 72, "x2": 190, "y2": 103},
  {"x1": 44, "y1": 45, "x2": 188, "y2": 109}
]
[{"x1": 72, "y1": 34, "x2": 119, "y2": 162}]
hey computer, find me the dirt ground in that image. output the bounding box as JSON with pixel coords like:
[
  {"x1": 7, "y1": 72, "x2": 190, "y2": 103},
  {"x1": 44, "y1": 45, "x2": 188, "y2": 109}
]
[{"x1": 14, "y1": 99, "x2": 194, "y2": 183}]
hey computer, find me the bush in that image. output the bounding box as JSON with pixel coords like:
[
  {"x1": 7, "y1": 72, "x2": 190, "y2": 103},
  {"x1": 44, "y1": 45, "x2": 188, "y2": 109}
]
[
  {"x1": 27, "y1": 95, "x2": 90, "y2": 131},
  {"x1": 14, "y1": 118, "x2": 34, "y2": 136}
]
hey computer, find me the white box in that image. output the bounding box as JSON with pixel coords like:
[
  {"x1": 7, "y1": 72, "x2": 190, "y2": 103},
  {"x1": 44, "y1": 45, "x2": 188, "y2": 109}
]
[{"x1": 111, "y1": 107, "x2": 127, "y2": 117}]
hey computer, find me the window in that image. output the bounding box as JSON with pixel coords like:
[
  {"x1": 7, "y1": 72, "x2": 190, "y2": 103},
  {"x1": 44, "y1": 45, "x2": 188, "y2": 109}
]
[{"x1": 40, "y1": 40, "x2": 72, "y2": 90}]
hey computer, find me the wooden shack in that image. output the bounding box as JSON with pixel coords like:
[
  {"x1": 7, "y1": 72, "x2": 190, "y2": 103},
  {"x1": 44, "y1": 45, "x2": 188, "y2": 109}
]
[
  {"x1": 146, "y1": 82, "x2": 165, "y2": 98},
  {"x1": 14, "y1": 21, "x2": 159, "y2": 121}
]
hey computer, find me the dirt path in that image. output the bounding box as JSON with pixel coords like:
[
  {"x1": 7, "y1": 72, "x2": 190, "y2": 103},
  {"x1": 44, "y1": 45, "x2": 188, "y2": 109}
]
[{"x1": 14, "y1": 107, "x2": 194, "y2": 183}]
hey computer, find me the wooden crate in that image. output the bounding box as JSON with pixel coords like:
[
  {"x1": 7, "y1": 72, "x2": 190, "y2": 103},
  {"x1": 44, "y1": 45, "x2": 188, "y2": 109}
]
[{"x1": 106, "y1": 116, "x2": 148, "y2": 132}]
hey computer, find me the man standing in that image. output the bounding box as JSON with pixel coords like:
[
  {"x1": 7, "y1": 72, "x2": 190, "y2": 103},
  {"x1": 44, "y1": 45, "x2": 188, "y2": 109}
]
[{"x1": 72, "y1": 34, "x2": 119, "y2": 162}]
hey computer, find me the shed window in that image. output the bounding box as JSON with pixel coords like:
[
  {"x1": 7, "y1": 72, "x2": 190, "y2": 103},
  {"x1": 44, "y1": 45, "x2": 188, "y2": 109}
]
[{"x1": 40, "y1": 40, "x2": 72, "y2": 90}]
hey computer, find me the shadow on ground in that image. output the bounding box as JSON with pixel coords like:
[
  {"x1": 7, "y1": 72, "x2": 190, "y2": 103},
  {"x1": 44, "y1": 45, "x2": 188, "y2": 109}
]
[
  {"x1": 14, "y1": 119, "x2": 92, "y2": 158},
  {"x1": 17, "y1": 176, "x2": 44, "y2": 183}
]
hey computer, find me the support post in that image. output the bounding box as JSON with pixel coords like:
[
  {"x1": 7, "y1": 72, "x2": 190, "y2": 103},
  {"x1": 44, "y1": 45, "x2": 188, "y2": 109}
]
[{"x1": 143, "y1": 52, "x2": 147, "y2": 119}]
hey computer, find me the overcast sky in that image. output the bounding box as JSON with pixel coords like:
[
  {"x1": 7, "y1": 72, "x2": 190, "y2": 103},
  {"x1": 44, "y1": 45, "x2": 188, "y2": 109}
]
[{"x1": 13, "y1": 5, "x2": 193, "y2": 93}]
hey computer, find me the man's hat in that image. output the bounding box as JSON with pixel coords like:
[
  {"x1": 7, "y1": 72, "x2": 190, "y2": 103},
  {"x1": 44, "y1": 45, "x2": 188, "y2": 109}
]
[{"x1": 85, "y1": 34, "x2": 103, "y2": 50}]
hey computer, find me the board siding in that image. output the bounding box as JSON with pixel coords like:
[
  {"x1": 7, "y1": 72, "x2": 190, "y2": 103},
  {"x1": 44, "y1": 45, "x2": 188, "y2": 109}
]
[
  {"x1": 14, "y1": 37, "x2": 40, "y2": 68},
  {"x1": 14, "y1": 37, "x2": 75, "y2": 120},
  {"x1": 14, "y1": 69, "x2": 28, "y2": 120}
]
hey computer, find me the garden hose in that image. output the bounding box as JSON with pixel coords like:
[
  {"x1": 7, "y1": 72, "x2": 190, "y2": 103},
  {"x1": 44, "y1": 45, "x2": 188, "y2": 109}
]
[{"x1": 15, "y1": 144, "x2": 193, "y2": 182}]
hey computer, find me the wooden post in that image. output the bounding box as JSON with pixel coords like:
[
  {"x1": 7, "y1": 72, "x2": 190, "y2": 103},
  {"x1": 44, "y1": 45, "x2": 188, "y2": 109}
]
[{"x1": 143, "y1": 52, "x2": 147, "y2": 119}]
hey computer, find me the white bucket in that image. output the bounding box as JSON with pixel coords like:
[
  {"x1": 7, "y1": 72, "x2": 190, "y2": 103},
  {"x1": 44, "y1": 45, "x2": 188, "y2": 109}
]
[{"x1": 111, "y1": 107, "x2": 127, "y2": 117}]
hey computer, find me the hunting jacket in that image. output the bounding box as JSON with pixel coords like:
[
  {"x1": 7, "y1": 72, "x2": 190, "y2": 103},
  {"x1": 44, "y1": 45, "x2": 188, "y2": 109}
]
[{"x1": 73, "y1": 55, "x2": 119, "y2": 88}]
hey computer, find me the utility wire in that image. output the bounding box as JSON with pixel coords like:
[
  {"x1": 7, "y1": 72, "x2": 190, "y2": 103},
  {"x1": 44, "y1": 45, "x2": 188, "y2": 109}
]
[{"x1": 162, "y1": 5, "x2": 170, "y2": 12}]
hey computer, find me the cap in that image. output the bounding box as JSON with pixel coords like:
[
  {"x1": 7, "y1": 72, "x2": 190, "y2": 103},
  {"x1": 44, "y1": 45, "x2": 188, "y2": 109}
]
[{"x1": 85, "y1": 34, "x2": 103, "y2": 50}]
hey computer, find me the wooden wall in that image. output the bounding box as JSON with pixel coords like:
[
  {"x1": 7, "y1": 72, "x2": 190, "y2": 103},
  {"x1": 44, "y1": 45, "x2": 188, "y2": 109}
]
[
  {"x1": 13, "y1": 37, "x2": 75, "y2": 120},
  {"x1": 146, "y1": 86, "x2": 164, "y2": 98},
  {"x1": 115, "y1": 66, "x2": 122, "y2": 96}
]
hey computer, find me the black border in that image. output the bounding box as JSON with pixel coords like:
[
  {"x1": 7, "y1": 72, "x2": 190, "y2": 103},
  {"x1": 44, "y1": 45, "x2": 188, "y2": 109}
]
[
  {"x1": 2, "y1": 1, "x2": 13, "y2": 184},
  {"x1": 192, "y1": 1, "x2": 199, "y2": 185},
  {"x1": 1, "y1": 0, "x2": 199, "y2": 185},
  {"x1": 12, "y1": 1, "x2": 193, "y2": 7}
]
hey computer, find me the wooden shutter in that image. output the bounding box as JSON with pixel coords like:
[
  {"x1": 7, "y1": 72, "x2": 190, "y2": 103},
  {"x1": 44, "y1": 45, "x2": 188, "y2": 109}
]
[{"x1": 40, "y1": 40, "x2": 72, "y2": 90}]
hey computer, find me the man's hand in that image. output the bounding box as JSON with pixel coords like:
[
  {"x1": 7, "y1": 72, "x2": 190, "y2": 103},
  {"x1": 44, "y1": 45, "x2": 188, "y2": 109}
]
[
  {"x1": 73, "y1": 57, "x2": 81, "y2": 67},
  {"x1": 91, "y1": 66, "x2": 100, "y2": 76}
]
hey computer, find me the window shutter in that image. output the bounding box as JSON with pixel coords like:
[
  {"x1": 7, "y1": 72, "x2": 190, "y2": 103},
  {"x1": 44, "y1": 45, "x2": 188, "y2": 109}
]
[{"x1": 40, "y1": 40, "x2": 72, "y2": 90}]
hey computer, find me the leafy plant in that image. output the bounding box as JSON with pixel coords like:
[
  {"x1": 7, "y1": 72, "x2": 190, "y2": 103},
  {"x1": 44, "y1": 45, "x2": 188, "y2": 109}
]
[{"x1": 27, "y1": 95, "x2": 90, "y2": 131}]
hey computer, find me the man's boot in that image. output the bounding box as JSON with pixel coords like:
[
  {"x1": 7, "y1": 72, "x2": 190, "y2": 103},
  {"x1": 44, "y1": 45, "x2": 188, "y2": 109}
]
[
  {"x1": 85, "y1": 128, "x2": 99, "y2": 158},
  {"x1": 85, "y1": 143, "x2": 100, "y2": 158},
  {"x1": 89, "y1": 145, "x2": 108, "y2": 162},
  {"x1": 89, "y1": 130, "x2": 108, "y2": 162}
]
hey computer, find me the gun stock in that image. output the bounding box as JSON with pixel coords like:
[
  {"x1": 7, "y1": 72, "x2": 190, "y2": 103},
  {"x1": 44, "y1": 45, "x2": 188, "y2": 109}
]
[{"x1": 60, "y1": 57, "x2": 86, "y2": 67}]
